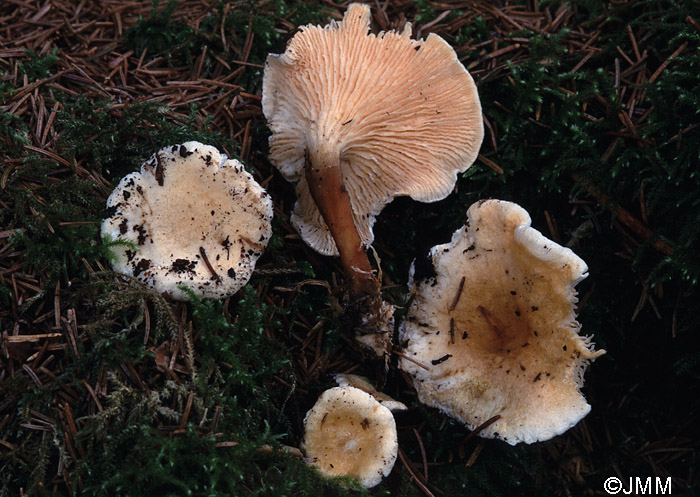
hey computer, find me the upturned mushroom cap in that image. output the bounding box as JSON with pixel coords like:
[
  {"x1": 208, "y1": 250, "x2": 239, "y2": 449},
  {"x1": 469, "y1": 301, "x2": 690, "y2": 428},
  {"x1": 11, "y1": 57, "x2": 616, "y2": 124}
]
[
  {"x1": 398, "y1": 199, "x2": 605, "y2": 445},
  {"x1": 262, "y1": 3, "x2": 483, "y2": 255},
  {"x1": 301, "y1": 386, "x2": 398, "y2": 488},
  {"x1": 101, "y1": 142, "x2": 273, "y2": 301}
]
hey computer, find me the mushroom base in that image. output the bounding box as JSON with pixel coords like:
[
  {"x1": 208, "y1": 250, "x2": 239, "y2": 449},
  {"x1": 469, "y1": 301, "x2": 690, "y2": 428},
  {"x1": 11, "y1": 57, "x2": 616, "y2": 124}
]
[{"x1": 342, "y1": 293, "x2": 394, "y2": 362}]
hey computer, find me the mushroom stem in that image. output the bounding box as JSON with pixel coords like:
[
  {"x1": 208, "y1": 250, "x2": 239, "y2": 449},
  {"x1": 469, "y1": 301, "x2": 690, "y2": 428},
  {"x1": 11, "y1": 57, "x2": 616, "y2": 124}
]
[{"x1": 304, "y1": 151, "x2": 379, "y2": 298}]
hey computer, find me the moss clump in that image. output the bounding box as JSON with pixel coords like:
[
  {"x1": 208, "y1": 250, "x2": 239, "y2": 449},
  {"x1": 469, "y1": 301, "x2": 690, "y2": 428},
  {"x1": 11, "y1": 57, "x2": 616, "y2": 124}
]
[
  {"x1": 1, "y1": 275, "x2": 360, "y2": 496},
  {"x1": 56, "y1": 97, "x2": 238, "y2": 181},
  {"x1": 125, "y1": 0, "x2": 196, "y2": 60},
  {"x1": 17, "y1": 48, "x2": 60, "y2": 82}
]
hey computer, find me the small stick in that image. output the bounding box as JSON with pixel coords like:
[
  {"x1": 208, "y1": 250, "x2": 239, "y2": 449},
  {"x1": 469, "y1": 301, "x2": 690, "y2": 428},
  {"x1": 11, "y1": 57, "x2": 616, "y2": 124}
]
[
  {"x1": 649, "y1": 42, "x2": 688, "y2": 83},
  {"x1": 81, "y1": 379, "x2": 103, "y2": 412},
  {"x1": 544, "y1": 210, "x2": 560, "y2": 243},
  {"x1": 22, "y1": 364, "x2": 43, "y2": 388},
  {"x1": 449, "y1": 276, "x2": 465, "y2": 312},
  {"x1": 397, "y1": 447, "x2": 436, "y2": 497},
  {"x1": 143, "y1": 298, "x2": 151, "y2": 345},
  {"x1": 210, "y1": 406, "x2": 221, "y2": 434},
  {"x1": 30, "y1": 340, "x2": 50, "y2": 369},
  {"x1": 57, "y1": 221, "x2": 98, "y2": 227},
  {"x1": 571, "y1": 50, "x2": 594, "y2": 73},
  {"x1": 154, "y1": 151, "x2": 165, "y2": 186},
  {"x1": 412, "y1": 427, "x2": 429, "y2": 482},
  {"x1": 480, "y1": 43, "x2": 521, "y2": 61},
  {"x1": 179, "y1": 391, "x2": 194, "y2": 429},
  {"x1": 572, "y1": 173, "x2": 673, "y2": 255},
  {"x1": 416, "y1": 9, "x2": 452, "y2": 38},
  {"x1": 4, "y1": 333, "x2": 62, "y2": 343},
  {"x1": 465, "y1": 440, "x2": 485, "y2": 467},
  {"x1": 615, "y1": 45, "x2": 634, "y2": 67},
  {"x1": 449, "y1": 318, "x2": 455, "y2": 345},
  {"x1": 199, "y1": 247, "x2": 221, "y2": 281},
  {"x1": 257, "y1": 444, "x2": 304, "y2": 458},
  {"x1": 686, "y1": 16, "x2": 700, "y2": 35},
  {"x1": 393, "y1": 348, "x2": 430, "y2": 371},
  {"x1": 627, "y1": 25, "x2": 641, "y2": 61},
  {"x1": 459, "y1": 414, "x2": 502, "y2": 448},
  {"x1": 477, "y1": 153, "x2": 504, "y2": 174}
]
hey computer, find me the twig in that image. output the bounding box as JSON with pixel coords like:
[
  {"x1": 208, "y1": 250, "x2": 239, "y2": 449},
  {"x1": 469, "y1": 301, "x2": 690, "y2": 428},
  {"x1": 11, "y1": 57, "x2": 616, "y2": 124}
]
[
  {"x1": 397, "y1": 447, "x2": 436, "y2": 497},
  {"x1": 448, "y1": 276, "x2": 466, "y2": 312},
  {"x1": 412, "y1": 427, "x2": 429, "y2": 482},
  {"x1": 199, "y1": 246, "x2": 221, "y2": 281},
  {"x1": 393, "y1": 348, "x2": 430, "y2": 371},
  {"x1": 648, "y1": 42, "x2": 688, "y2": 83},
  {"x1": 572, "y1": 174, "x2": 673, "y2": 256}
]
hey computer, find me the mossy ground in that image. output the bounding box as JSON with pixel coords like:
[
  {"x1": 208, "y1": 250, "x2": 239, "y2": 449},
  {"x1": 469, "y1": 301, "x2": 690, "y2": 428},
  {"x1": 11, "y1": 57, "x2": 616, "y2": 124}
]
[{"x1": 1, "y1": 0, "x2": 698, "y2": 495}]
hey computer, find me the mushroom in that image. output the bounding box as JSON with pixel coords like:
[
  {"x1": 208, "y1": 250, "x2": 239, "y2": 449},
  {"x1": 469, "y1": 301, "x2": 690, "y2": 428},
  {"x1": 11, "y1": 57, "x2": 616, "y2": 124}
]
[
  {"x1": 398, "y1": 199, "x2": 605, "y2": 445},
  {"x1": 262, "y1": 2, "x2": 483, "y2": 287},
  {"x1": 262, "y1": 3, "x2": 483, "y2": 354},
  {"x1": 301, "y1": 386, "x2": 399, "y2": 488},
  {"x1": 101, "y1": 141, "x2": 273, "y2": 301},
  {"x1": 334, "y1": 373, "x2": 407, "y2": 412}
]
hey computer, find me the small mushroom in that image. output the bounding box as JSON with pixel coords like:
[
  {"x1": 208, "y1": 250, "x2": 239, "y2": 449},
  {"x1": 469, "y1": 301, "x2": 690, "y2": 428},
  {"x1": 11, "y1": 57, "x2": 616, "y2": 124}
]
[
  {"x1": 263, "y1": 3, "x2": 483, "y2": 356},
  {"x1": 398, "y1": 199, "x2": 605, "y2": 445},
  {"x1": 301, "y1": 386, "x2": 399, "y2": 488},
  {"x1": 101, "y1": 141, "x2": 273, "y2": 301}
]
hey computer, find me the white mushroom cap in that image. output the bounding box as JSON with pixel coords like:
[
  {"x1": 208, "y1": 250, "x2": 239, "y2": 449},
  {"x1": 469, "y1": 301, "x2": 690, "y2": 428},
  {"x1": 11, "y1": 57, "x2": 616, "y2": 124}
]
[
  {"x1": 334, "y1": 373, "x2": 407, "y2": 412},
  {"x1": 301, "y1": 386, "x2": 398, "y2": 488},
  {"x1": 398, "y1": 199, "x2": 605, "y2": 445},
  {"x1": 101, "y1": 141, "x2": 273, "y2": 301},
  {"x1": 262, "y1": 3, "x2": 483, "y2": 255}
]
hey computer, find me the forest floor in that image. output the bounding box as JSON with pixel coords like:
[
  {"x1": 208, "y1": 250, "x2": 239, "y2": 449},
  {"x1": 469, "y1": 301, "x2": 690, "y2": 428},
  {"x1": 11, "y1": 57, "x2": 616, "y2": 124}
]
[{"x1": 1, "y1": 1, "x2": 699, "y2": 496}]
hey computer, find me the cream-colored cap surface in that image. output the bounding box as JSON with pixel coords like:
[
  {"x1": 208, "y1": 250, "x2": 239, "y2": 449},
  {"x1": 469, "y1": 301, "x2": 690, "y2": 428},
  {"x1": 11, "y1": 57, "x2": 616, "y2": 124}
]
[
  {"x1": 399, "y1": 199, "x2": 604, "y2": 445},
  {"x1": 262, "y1": 3, "x2": 483, "y2": 255},
  {"x1": 301, "y1": 386, "x2": 398, "y2": 488},
  {"x1": 334, "y1": 373, "x2": 407, "y2": 412},
  {"x1": 101, "y1": 141, "x2": 273, "y2": 301}
]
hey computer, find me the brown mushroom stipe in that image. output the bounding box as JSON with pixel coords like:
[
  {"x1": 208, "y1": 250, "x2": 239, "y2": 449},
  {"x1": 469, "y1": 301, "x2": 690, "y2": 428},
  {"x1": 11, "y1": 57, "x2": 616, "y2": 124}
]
[
  {"x1": 398, "y1": 199, "x2": 605, "y2": 445},
  {"x1": 101, "y1": 141, "x2": 273, "y2": 301},
  {"x1": 263, "y1": 3, "x2": 483, "y2": 355},
  {"x1": 301, "y1": 386, "x2": 398, "y2": 488}
]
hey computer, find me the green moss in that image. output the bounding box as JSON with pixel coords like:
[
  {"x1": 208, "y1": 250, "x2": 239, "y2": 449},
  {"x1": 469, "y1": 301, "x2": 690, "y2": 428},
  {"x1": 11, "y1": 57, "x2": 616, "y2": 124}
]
[
  {"x1": 125, "y1": 0, "x2": 196, "y2": 60},
  {"x1": 0, "y1": 112, "x2": 29, "y2": 149},
  {"x1": 17, "y1": 49, "x2": 59, "y2": 82},
  {"x1": 3, "y1": 171, "x2": 109, "y2": 291},
  {"x1": 56, "y1": 97, "x2": 237, "y2": 181},
  {"x1": 0, "y1": 273, "x2": 368, "y2": 496},
  {"x1": 412, "y1": 0, "x2": 436, "y2": 24}
]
